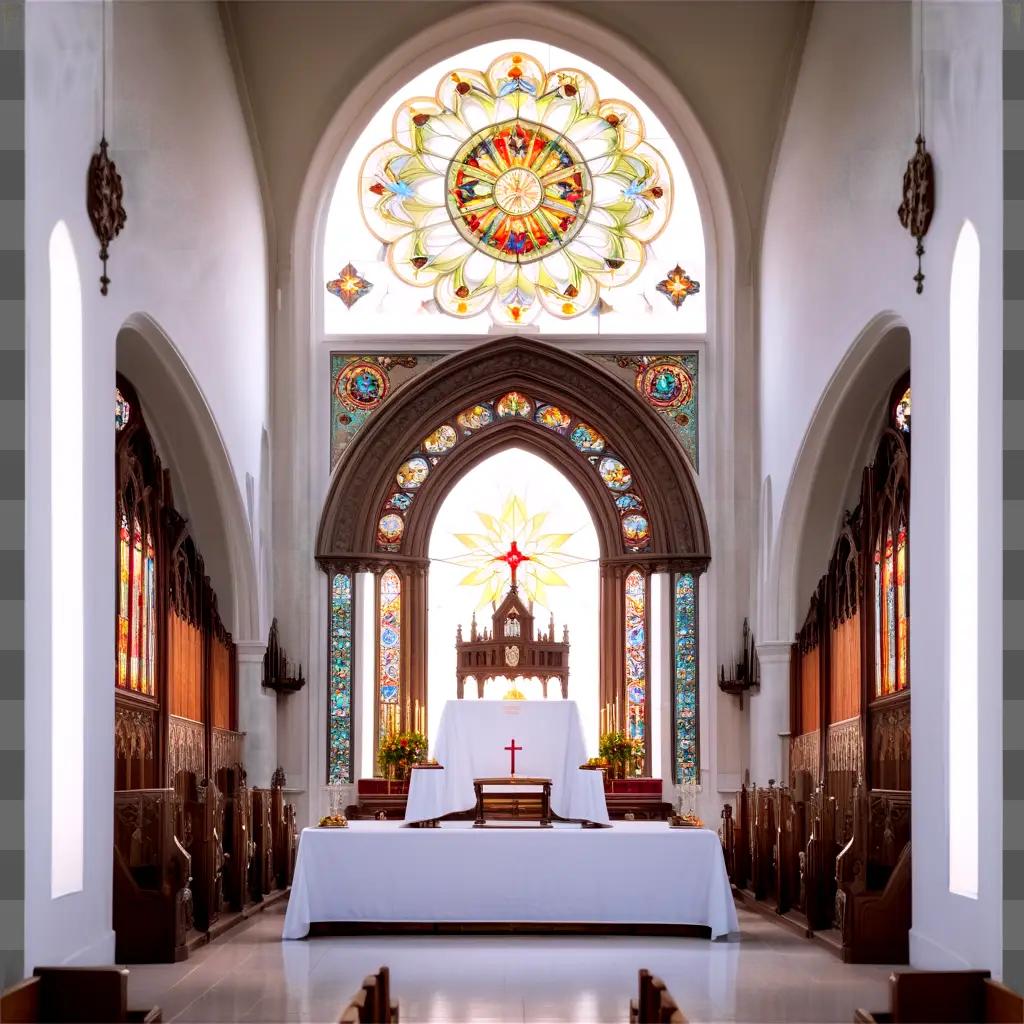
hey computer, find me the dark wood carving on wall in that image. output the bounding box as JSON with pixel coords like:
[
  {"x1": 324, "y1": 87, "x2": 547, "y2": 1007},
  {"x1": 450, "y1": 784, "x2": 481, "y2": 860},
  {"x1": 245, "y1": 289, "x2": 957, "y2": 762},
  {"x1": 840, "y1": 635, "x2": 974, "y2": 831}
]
[
  {"x1": 263, "y1": 618, "x2": 306, "y2": 694},
  {"x1": 87, "y1": 138, "x2": 126, "y2": 295},
  {"x1": 897, "y1": 135, "x2": 934, "y2": 294}
]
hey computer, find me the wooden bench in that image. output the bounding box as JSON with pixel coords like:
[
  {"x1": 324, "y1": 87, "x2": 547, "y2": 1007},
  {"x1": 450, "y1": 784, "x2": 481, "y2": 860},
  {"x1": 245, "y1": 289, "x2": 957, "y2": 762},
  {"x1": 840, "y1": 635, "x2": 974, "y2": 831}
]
[
  {"x1": 113, "y1": 788, "x2": 191, "y2": 963},
  {"x1": 629, "y1": 968, "x2": 686, "y2": 1023},
  {"x1": 855, "y1": 970, "x2": 1024, "y2": 1022},
  {"x1": 0, "y1": 966, "x2": 160, "y2": 1023},
  {"x1": 338, "y1": 966, "x2": 398, "y2": 1023}
]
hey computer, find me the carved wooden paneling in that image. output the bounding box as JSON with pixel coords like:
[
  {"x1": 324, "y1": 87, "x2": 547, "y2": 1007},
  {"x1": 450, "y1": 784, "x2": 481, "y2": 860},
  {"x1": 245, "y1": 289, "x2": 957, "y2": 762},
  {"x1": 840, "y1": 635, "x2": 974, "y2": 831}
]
[
  {"x1": 827, "y1": 717, "x2": 862, "y2": 775},
  {"x1": 167, "y1": 715, "x2": 205, "y2": 782},
  {"x1": 114, "y1": 699, "x2": 157, "y2": 790},
  {"x1": 870, "y1": 695, "x2": 911, "y2": 791},
  {"x1": 211, "y1": 728, "x2": 244, "y2": 777},
  {"x1": 790, "y1": 730, "x2": 820, "y2": 787}
]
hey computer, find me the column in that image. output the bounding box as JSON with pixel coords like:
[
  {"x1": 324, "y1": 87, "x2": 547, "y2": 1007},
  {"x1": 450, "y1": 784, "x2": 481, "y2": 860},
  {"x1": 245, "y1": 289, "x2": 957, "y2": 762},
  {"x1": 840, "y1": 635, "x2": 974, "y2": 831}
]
[
  {"x1": 750, "y1": 641, "x2": 791, "y2": 785},
  {"x1": 236, "y1": 640, "x2": 276, "y2": 788}
]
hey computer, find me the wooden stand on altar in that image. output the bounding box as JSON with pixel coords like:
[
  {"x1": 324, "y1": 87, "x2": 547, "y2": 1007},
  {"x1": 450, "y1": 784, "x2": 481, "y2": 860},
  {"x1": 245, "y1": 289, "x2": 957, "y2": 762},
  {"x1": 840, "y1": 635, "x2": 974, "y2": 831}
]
[{"x1": 473, "y1": 777, "x2": 553, "y2": 828}]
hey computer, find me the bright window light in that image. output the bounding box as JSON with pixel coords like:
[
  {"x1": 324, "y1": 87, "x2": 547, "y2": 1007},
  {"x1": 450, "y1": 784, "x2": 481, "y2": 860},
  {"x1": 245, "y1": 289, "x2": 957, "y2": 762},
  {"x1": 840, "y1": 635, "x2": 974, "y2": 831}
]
[
  {"x1": 948, "y1": 220, "x2": 980, "y2": 900},
  {"x1": 48, "y1": 221, "x2": 84, "y2": 899}
]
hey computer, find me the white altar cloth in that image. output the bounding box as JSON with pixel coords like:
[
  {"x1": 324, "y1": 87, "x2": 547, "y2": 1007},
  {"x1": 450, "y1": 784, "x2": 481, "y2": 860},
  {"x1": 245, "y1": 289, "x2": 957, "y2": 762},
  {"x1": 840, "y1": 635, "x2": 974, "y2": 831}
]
[
  {"x1": 282, "y1": 821, "x2": 739, "y2": 940},
  {"x1": 404, "y1": 700, "x2": 609, "y2": 825}
]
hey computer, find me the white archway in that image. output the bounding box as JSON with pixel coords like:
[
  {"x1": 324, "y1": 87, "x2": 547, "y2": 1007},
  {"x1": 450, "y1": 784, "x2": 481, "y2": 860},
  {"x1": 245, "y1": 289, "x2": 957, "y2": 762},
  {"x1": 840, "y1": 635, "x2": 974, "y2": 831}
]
[
  {"x1": 763, "y1": 311, "x2": 911, "y2": 643},
  {"x1": 116, "y1": 312, "x2": 261, "y2": 641}
]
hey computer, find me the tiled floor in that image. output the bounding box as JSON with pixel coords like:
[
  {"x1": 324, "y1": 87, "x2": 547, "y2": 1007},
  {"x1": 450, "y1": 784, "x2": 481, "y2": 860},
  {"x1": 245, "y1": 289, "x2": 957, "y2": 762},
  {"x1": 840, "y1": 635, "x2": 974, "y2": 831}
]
[{"x1": 125, "y1": 903, "x2": 894, "y2": 1023}]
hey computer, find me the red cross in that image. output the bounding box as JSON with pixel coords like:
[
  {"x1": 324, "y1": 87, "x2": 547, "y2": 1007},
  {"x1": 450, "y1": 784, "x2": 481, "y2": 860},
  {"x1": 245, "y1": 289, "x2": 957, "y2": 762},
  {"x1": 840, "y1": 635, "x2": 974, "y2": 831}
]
[
  {"x1": 504, "y1": 737, "x2": 522, "y2": 776},
  {"x1": 495, "y1": 540, "x2": 531, "y2": 589}
]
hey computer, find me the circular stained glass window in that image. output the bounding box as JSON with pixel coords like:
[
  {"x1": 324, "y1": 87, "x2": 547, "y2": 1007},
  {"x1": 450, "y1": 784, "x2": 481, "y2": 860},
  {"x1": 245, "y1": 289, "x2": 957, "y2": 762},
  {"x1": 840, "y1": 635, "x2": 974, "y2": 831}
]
[
  {"x1": 336, "y1": 360, "x2": 389, "y2": 410},
  {"x1": 636, "y1": 360, "x2": 693, "y2": 410},
  {"x1": 359, "y1": 51, "x2": 671, "y2": 325},
  {"x1": 377, "y1": 514, "x2": 404, "y2": 545},
  {"x1": 423, "y1": 425, "x2": 457, "y2": 454},
  {"x1": 456, "y1": 404, "x2": 494, "y2": 433},
  {"x1": 446, "y1": 119, "x2": 593, "y2": 265},
  {"x1": 570, "y1": 423, "x2": 606, "y2": 454},
  {"x1": 535, "y1": 404, "x2": 571, "y2": 433},
  {"x1": 396, "y1": 457, "x2": 429, "y2": 489},
  {"x1": 496, "y1": 391, "x2": 532, "y2": 418},
  {"x1": 598, "y1": 456, "x2": 632, "y2": 491}
]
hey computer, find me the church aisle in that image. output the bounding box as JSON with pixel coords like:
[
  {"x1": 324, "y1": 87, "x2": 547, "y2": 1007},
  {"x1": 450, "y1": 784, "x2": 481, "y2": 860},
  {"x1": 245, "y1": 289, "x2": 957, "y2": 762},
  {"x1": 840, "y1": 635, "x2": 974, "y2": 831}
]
[{"x1": 124, "y1": 903, "x2": 893, "y2": 1023}]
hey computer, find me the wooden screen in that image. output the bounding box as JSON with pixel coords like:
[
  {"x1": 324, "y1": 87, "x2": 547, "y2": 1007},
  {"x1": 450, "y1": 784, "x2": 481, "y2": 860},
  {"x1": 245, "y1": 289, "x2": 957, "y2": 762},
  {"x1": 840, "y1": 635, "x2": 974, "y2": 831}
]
[
  {"x1": 115, "y1": 375, "x2": 240, "y2": 790},
  {"x1": 789, "y1": 374, "x2": 910, "y2": 817}
]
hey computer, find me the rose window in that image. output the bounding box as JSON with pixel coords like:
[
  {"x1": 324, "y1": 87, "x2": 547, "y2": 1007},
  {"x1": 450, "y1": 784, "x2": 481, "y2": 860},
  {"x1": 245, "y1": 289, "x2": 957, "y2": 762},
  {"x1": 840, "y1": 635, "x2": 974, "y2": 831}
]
[{"x1": 358, "y1": 52, "x2": 672, "y2": 326}]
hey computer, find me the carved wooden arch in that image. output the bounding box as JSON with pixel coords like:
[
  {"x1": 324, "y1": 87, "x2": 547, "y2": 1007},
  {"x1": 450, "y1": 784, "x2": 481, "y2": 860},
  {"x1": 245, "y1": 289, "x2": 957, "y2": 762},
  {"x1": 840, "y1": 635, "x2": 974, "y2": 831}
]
[
  {"x1": 317, "y1": 337, "x2": 710, "y2": 779},
  {"x1": 316, "y1": 336, "x2": 710, "y2": 571}
]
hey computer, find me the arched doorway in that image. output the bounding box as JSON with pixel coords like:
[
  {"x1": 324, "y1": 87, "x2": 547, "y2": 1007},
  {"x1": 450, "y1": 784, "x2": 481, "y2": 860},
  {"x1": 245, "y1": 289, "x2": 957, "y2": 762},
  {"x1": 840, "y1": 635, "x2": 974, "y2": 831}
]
[
  {"x1": 316, "y1": 337, "x2": 709, "y2": 785},
  {"x1": 427, "y1": 446, "x2": 601, "y2": 747}
]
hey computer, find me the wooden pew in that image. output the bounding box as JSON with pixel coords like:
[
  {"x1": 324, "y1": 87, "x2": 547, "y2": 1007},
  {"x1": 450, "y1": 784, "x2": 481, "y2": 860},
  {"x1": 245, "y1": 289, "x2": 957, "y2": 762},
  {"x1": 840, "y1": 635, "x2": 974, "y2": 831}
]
[
  {"x1": 173, "y1": 771, "x2": 225, "y2": 932},
  {"x1": 836, "y1": 783, "x2": 911, "y2": 964},
  {"x1": 216, "y1": 766, "x2": 252, "y2": 911},
  {"x1": 750, "y1": 784, "x2": 776, "y2": 903},
  {"x1": 629, "y1": 969, "x2": 686, "y2": 1024},
  {"x1": 734, "y1": 785, "x2": 750, "y2": 889},
  {"x1": 339, "y1": 966, "x2": 398, "y2": 1023},
  {"x1": 855, "y1": 970, "x2": 1024, "y2": 1023},
  {"x1": 249, "y1": 787, "x2": 275, "y2": 901},
  {"x1": 0, "y1": 967, "x2": 161, "y2": 1023},
  {"x1": 804, "y1": 786, "x2": 839, "y2": 932},
  {"x1": 270, "y1": 785, "x2": 298, "y2": 889},
  {"x1": 113, "y1": 789, "x2": 191, "y2": 964},
  {"x1": 719, "y1": 803, "x2": 736, "y2": 881}
]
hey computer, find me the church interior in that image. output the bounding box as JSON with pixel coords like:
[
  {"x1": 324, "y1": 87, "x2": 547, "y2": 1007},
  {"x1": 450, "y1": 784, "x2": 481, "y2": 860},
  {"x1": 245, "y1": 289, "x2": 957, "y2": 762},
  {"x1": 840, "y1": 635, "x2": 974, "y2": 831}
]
[{"x1": 9, "y1": 0, "x2": 1009, "y2": 1021}]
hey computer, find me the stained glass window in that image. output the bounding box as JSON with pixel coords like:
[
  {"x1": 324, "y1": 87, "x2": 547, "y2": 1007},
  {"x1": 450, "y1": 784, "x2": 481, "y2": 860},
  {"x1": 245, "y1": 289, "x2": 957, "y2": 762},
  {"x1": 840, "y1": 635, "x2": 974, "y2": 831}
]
[
  {"x1": 323, "y1": 40, "x2": 706, "y2": 336},
  {"x1": 624, "y1": 570, "x2": 647, "y2": 760},
  {"x1": 673, "y1": 573, "x2": 698, "y2": 785},
  {"x1": 873, "y1": 539, "x2": 883, "y2": 697},
  {"x1": 894, "y1": 387, "x2": 911, "y2": 434},
  {"x1": 885, "y1": 527, "x2": 896, "y2": 694},
  {"x1": 376, "y1": 390, "x2": 650, "y2": 556},
  {"x1": 378, "y1": 569, "x2": 402, "y2": 740},
  {"x1": 115, "y1": 387, "x2": 130, "y2": 431},
  {"x1": 328, "y1": 572, "x2": 354, "y2": 784},
  {"x1": 116, "y1": 506, "x2": 156, "y2": 697},
  {"x1": 873, "y1": 523, "x2": 903, "y2": 699},
  {"x1": 896, "y1": 523, "x2": 908, "y2": 691}
]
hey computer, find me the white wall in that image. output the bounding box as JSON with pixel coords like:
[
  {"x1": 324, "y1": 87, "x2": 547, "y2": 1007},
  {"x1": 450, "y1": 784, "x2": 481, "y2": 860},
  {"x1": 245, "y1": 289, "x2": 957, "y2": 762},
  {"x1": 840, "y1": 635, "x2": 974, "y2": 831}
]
[
  {"x1": 758, "y1": 0, "x2": 1001, "y2": 973},
  {"x1": 25, "y1": 0, "x2": 269, "y2": 971}
]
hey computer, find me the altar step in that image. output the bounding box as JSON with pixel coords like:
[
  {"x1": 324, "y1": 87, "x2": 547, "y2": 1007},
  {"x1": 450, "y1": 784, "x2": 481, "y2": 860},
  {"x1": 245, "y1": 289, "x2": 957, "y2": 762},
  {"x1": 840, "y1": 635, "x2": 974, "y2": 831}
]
[{"x1": 348, "y1": 777, "x2": 673, "y2": 821}]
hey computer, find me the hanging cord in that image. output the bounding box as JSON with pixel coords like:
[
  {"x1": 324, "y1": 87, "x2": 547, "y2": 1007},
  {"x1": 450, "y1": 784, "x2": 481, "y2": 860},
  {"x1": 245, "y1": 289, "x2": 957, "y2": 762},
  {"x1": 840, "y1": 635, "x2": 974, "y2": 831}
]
[
  {"x1": 101, "y1": 0, "x2": 106, "y2": 141},
  {"x1": 917, "y1": 0, "x2": 925, "y2": 138}
]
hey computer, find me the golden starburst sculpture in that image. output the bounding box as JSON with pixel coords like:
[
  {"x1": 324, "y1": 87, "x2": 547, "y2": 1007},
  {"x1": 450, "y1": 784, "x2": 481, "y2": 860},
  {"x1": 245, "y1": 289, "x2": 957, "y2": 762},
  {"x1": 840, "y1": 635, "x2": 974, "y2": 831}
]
[{"x1": 451, "y1": 494, "x2": 579, "y2": 609}]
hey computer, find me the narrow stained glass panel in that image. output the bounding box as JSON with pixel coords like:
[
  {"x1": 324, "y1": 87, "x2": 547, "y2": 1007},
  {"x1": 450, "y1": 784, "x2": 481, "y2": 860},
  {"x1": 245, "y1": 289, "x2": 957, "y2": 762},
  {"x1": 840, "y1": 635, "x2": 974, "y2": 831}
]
[
  {"x1": 143, "y1": 535, "x2": 156, "y2": 696},
  {"x1": 379, "y1": 569, "x2": 401, "y2": 740},
  {"x1": 624, "y1": 570, "x2": 646, "y2": 760},
  {"x1": 328, "y1": 572, "x2": 354, "y2": 784},
  {"x1": 673, "y1": 573, "x2": 698, "y2": 785},
  {"x1": 130, "y1": 518, "x2": 143, "y2": 692},
  {"x1": 117, "y1": 510, "x2": 130, "y2": 690},
  {"x1": 885, "y1": 528, "x2": 896, "y2": 695},
  {"x1": 873, "y1": 542, "x2": 883, "y2": 698},
  {"x1": 896, "y1": 524, "x2": 908, "y2": 691}
]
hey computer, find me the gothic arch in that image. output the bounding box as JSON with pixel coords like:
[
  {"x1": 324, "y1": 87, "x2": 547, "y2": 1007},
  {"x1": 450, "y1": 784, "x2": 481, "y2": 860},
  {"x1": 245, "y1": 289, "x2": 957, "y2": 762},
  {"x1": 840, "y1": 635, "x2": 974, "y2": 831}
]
[
  {"x1": 764, "y1": 312, "x2": 910, "y2": 642},
  {"x1": 316, "y1": 337, "x2": 709, "y2": 571},
  {"x1": 317, "y1": 336, "x2": 709, "y2": 779},
  {"x1": 116, "y1": 312, "x2": 260, "y2": 640}
]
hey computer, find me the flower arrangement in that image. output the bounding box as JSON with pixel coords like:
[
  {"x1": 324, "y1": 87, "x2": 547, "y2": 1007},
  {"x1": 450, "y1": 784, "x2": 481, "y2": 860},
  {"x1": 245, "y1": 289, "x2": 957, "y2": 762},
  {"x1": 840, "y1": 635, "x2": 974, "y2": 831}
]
[
  {"x1": 598, "y1": 731, "x2": 641, "y2": 776},
  {"x1": 378, "y1": 730, "x2": 428, "y2": 778}
]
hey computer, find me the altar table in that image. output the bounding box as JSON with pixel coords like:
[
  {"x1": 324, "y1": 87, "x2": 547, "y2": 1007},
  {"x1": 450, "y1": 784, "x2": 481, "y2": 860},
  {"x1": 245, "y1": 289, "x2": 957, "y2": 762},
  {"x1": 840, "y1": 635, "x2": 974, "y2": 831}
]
[
  {"x1": 282, "y1": 821, "x2": 739, "y2": 940},
  {"x1": 404, "y1": 700, "x2": 609, "y2": 826}
]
